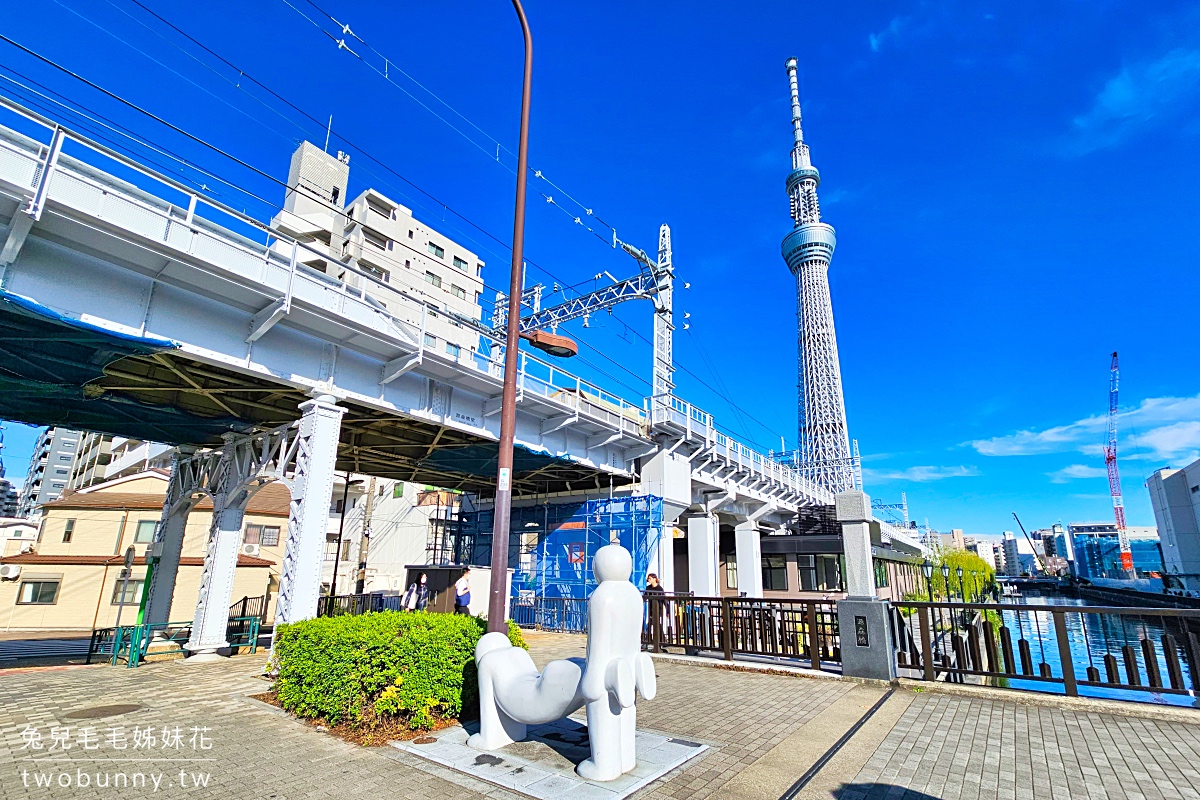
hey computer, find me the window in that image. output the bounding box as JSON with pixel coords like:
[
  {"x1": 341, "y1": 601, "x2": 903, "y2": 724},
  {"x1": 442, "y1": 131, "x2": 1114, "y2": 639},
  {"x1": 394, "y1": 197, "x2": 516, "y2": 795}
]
[
  {"x1": 62, "y1": 519, "x2": 75, "y2": 543},
  {"x1": 725, "y1": 557, "x2": 738, "y2": 590},
  {"x1": 424, "y1": 271, "x2": 442, "y2": 288},
  {"x1": 134, "y1": 520, "x2": 157, "y2": 544},
  {"x1": 18, "y1": 580, "x2": 59, "y2": 605},
  {"x1": 762, "y1": 556, "x2": 788, "y2": 591},
  {"x1": 244, "y1": 524, "x2": 281, "y2": 547},
  {"x1": 445, "y1": 342, "x2": 461, "y2": 358},
  {"x1": 362, "y1": 228, "x2": 388, "y2": 251},
  {"x1": 451, "y1": 285, "x2": 466, "y2": 300},
  {"x1": 427, "y1": 242, "x2": 444, "y2": 259},
  {"x1": 798, "y1": 554, "x2": 844, "y2": 592},
  {"x1": 331, "y1": 186, "x2": 340, "y2": 205},
  {"x1": 331, "y1": 499, "x2": 345, "y2": 515},
  {"x1": 360, "y1": 262, "x2": 389, "y2": 283},
  {"x1": 453, "y1": 256, "x2": 468, "y2": 271},
  {"x1": 423, "y1": 332, "x2": 436, "y2": 348},
  {"x1": 54, "y1": 467, "x2": 68, "y2": 475},
  {"x1": 111, "y1": 579, "x2": 144, "y2": 606},
  {"x1": 408, "y1": 230, "x2": 414, "y2": 239},
  {"x1": 873, "y1": 559, "x2": 890, "y2": 588},
  {"x1": 366, "y1": 197, "x2": 392, "y2": 218},
  {"x1": 393, "y1": 483, "x2": 404, "y2": 498},
  {"x1": 59, "y1": 454, "x2": 71, "y2": 461}
]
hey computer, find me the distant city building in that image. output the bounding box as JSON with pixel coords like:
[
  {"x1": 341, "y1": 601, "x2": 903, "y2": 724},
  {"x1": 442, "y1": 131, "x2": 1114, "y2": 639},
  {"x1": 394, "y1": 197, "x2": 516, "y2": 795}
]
[
  {"x1": 0, "y1": 425, "x2": 18, "y2": 517},
  {"x1": 1067, "y1": 522, "x2": 1161, "y2": 581},
  {"x1": 1002, "y1": 531, "x2": 1021, "y2": 577},
  {"x1": 16, "y1": 427, "x2": 80, "y2": 517},
  {"x1": 965, "y1": 537, "x2": 999, "y2": 572},
  {"x1": 68, "y1": 433, "x2": 171, "y2": 491},
  {"x1": 1148, "y1": 459, "x2": 1200, "y2": 594},
  {"x1": 939, "y1": 528, "x2": 966, "y2": 551}
]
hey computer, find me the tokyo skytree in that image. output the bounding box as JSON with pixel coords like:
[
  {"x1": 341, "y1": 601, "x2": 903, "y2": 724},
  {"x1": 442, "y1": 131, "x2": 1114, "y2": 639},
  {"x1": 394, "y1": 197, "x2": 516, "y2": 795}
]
[{"x1": 781, "y1": 58, "x2": 854, "y2": 493}]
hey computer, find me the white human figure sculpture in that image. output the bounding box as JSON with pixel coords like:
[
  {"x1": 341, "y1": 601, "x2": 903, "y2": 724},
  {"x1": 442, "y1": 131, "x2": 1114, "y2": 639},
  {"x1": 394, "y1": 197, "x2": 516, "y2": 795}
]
[
  {"x1": 468, "y1": 543, "x2": 656, "y2": 783},
  {"x1": 577, "y1": 544, "x2": 656, "y2": 781}
]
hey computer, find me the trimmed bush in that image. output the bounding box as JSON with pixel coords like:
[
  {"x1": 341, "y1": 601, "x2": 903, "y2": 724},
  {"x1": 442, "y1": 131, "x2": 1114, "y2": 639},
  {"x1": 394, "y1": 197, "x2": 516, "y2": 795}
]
[{"x1": 272, "y1": 611, "x2": 525, "y2": 731}]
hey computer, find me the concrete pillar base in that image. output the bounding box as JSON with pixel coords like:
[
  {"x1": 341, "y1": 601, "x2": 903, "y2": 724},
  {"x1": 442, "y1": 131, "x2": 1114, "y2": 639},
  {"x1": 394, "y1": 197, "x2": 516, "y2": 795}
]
[
  {"x1": 836, "y1": 598, "x2": 896, "y2": 682},
  {"x1": 184, "y1": 649, "x2": 228, "y2": 663}
]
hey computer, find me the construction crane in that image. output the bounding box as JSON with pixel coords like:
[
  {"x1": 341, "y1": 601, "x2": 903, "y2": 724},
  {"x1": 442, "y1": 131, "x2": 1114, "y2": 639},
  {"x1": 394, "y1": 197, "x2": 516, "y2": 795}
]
[{"x1": 1104, "y1": 351, "x2": 1135, "y2": 576}]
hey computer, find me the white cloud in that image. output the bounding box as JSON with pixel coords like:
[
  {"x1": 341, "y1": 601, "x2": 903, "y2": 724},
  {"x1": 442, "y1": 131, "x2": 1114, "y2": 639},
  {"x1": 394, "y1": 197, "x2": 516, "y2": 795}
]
[
  {"x1": 864, "y1": 465, "x2": 980, "y2": 482},
  {"x1": 1047, "y1": 464, "x2": 1108, "y2": 484},
  {"x1": 1067, "y1": 48, "x2": 1200, "y2": 154},
  {"x1": 869, "y1": 16, "x2": 910, "y2": 52},
  {"x1": 969, "y1": 393, "x2": 1200, "y2": 461}
]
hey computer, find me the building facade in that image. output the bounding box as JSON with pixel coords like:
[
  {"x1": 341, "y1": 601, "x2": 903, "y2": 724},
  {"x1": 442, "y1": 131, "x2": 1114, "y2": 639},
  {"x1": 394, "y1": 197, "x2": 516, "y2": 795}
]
[
  {"x1": 17, "y1": 427, "x2": 80, "y2": 517},
  {"x1": 1148, "y1": 459, "x2": 1200, "y2": 594},
  {"x1": 67, "y1": 433, "x2": 172, "y2": 491},
  {"x1": 1066, "y1": 522, "x2": 1162, "y2": 581},
  {"x1": 269, "y1": 142, "x2": 486, "y2": 359}
]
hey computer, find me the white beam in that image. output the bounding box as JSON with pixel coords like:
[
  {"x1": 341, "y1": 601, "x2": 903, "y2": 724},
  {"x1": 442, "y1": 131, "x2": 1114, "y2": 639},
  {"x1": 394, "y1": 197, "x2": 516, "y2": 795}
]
[
  {"x1": 381, "y1": 352, "x2": 421, "y2": 385},
  {"x1": 246, "y1": 298, "x2": 288, "y2": 343}
]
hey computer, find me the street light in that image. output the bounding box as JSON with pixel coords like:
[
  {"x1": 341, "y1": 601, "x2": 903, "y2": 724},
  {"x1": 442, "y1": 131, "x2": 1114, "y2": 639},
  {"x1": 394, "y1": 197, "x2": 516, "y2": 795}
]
[
  {"x1": 922, "y1": 561, "x2": 933, "y2": 602},
  {"x1": 940, "y1": 563, "x2": 950, "y2": 600},
  {"x1": 488, "y1": 0, "x2": 535, "y2": 633},
  {"x1": 956, "y1": 566, "x2": 965, "y2": 600},
  {"x1": 329, "y1": 475, "x2": 364, "y2": 601}
]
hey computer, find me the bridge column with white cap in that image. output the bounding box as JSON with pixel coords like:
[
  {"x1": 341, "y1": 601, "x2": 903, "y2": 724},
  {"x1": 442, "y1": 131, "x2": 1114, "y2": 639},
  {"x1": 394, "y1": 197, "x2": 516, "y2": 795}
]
[
  {"x1": 687, "y1": 515, "x2": 720, "y2": 597},
  {"x1": 275, "y1": 393, "x2": 346, "y2": 626},
  {"x1": 733, "y1": 503, "x2": 776, "y2": 598}
]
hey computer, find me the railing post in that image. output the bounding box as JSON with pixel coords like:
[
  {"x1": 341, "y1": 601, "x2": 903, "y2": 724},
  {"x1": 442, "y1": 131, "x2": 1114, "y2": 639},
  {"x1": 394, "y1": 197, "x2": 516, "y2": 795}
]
[
  {"x1": 1052, "y1": 611, "x2": 1077, "y2": 696},
  {"x1": 807, "y1": 602, "x2": 822, "y2": 672},
  {"x1": 652, "y1": 597, "x2": 663, "y2": 653},
  {"x1": 918, "y1": 606, "x2": 934, "y2": 681},
  {"x1": 721, "y1": 598, "x2": 734, "y2": 661}
]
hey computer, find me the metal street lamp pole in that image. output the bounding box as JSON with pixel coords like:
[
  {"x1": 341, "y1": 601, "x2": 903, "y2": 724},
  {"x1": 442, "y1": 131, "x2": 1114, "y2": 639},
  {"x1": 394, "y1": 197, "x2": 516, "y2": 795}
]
[
  {"x1": 329, "y1": 474, "x2": 362, "y2": 602},
  {"x1": 488, "y1": 0, "x2": 534, "y2": 633}
]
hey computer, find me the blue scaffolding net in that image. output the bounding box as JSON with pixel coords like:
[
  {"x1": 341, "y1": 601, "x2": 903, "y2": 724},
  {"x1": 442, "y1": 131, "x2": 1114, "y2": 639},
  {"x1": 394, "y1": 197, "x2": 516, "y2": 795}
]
[{"x1": 460, "y1": 495, "x2": 663, "y2": 601}]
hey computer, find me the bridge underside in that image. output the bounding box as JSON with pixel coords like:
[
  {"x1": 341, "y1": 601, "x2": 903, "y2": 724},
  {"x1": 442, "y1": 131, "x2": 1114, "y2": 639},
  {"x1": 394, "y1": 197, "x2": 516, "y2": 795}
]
[{"x1": 0, "y1": 292, "x2": 621, "y2": 496}]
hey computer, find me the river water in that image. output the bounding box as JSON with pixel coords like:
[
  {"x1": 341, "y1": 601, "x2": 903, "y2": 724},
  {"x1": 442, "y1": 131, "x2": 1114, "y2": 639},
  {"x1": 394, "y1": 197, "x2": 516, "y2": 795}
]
[{"x1": 995, "y1": 595, "x2": 1198, "y2": 707}]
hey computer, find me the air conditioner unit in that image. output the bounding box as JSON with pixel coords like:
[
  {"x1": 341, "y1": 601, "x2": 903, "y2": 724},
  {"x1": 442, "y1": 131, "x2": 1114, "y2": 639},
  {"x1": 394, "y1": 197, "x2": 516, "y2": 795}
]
[
  {"x1": 241, "y1": 543, "x2": 261, "y2": 557},
  {"x1": 0, "y1": 564, "x2": 21, "y2": 580}
]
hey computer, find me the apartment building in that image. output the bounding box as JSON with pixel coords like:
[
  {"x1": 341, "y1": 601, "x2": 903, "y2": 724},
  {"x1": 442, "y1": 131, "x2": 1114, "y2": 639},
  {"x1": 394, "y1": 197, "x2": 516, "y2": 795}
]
[
  {"x1": 17, "y1": 427, "x2": 80, "y2": 517},
  {"x1": 269, "y1": 142, "x2": 487, "y2": 359},
  {"x1": 68, "y1": 433, "x2": 172, "y2": 490}
]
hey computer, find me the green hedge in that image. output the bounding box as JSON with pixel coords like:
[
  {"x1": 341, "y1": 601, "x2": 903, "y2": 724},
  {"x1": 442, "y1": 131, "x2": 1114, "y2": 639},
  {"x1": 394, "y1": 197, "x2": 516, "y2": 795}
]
[{"x1": 272, "y1": 611, "x2": 525, "y2": 730}]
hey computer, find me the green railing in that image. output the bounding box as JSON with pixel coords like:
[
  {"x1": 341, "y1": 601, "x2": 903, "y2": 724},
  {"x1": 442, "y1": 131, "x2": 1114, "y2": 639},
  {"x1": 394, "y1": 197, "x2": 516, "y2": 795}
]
[{"x1": 87, "y1": 616, "x2": 261, "y2": 668}]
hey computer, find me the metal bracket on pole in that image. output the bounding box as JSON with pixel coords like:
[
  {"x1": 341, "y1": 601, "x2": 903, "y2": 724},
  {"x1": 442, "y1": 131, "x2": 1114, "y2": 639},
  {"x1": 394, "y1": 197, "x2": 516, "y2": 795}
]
[{"x1": 25, "y1": 126, "x2": 65, "y2": 222}]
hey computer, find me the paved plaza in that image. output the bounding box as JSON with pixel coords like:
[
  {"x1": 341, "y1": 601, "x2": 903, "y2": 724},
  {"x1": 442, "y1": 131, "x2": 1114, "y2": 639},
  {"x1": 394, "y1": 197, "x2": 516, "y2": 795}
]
[{"x1": 0, "y1": 632, "x2": 1198, "y2": 799}]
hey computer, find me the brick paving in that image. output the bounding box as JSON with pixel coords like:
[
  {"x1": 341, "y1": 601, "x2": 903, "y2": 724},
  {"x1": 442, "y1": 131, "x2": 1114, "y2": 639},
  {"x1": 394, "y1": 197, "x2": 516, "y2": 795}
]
[
  {"x1": 845, "y1": 692, "x2": 1200, "y2": 800},
  {"x1": 2, "y1": 631, "x2": 1199, "y2": 799}
]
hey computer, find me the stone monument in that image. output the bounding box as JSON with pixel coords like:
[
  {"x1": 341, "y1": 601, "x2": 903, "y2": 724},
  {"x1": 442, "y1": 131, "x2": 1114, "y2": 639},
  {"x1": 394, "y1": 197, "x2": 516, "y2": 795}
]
[{"x1": 469, "y1": 544, "x2": 656, "y2": 781}]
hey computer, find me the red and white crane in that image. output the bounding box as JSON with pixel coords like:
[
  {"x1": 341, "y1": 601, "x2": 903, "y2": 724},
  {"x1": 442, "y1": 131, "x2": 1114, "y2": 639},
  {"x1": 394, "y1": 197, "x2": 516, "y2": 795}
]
[{"x1": 1104, "y1": 351, "x2": 1135, "y2": 576}]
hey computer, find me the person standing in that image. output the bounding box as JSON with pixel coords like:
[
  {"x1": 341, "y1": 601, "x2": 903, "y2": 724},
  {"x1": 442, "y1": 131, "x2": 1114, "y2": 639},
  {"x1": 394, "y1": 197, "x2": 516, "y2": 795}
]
[
  {"x1": 454, "y1": 567, "x2": 472, "y2": 615},
  {"x1": 644, "y1": 573, "x2": 667, "y2": 645},
  {"x1": 403, "y1": 572, "x2": 430, "y2": 611}
]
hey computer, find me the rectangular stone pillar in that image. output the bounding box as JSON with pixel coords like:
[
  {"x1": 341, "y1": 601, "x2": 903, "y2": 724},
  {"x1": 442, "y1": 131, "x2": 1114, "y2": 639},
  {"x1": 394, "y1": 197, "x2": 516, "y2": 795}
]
[
  {"x1": 734, "y1": 522, "x2": 763, "y2": 597},
  {"x1": 275, "y1": 394, "x2": 346, "y2": 626},
  {"x1": 186, "y1": 501, "x2": 245, "y2": 656},
  {"x1": 835, "y1": 490, "x2": 896, "y2": 681},
  {"x1": 687, "y1": 515, "x2": 719, "y2": 597}
]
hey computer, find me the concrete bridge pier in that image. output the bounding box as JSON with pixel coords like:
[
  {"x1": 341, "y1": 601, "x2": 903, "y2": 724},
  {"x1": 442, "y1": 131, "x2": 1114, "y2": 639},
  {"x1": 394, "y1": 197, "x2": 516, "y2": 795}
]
[{"x1": 186, "y1": 471, "x2": 250, "y2": 661}]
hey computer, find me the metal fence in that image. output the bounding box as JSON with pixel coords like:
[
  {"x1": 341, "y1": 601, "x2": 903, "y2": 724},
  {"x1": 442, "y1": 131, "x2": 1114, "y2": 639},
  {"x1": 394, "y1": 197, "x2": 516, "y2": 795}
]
[
  {"x1": 512, "y1": 597, "x2": 589, "y2": 632},
  {"x1": 643, "y1": 595, "x2": 840, "y2": 671},
  {"x1": 317, "y1": 593, "x2": 405, "y2": 617},
  {"x1": 892, "y1": 601, "x2": 1200, "y2": 698},
  {"x1": 87, "y1": 616, "x2": 261, "y2": 668}
]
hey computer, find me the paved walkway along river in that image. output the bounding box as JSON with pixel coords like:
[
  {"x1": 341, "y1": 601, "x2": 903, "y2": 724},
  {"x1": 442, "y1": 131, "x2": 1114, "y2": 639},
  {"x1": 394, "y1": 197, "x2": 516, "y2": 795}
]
[{"x1": 1, "y1": 632, "x2": 1198, "y2": 799}]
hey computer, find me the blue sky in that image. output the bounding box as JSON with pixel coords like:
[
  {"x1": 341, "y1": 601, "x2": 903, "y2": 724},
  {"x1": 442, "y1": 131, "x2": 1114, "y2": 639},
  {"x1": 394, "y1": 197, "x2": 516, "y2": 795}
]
[{"x1": 0, "y1": 1, "x2": 1197, "y2": 536}]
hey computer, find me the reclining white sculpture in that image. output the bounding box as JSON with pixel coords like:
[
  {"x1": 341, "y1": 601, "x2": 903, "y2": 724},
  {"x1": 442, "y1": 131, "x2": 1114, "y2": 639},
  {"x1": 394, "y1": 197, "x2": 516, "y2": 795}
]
[{"x1": 468, "y1": 544, "x2": 656, "y2": 782}]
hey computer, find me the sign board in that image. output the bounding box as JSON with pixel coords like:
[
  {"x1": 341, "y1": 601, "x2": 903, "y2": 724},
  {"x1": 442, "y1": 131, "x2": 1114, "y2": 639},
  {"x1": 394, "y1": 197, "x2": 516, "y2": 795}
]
[{"x1": 854, "y1": 615, "x2": 870, "y2": 647}]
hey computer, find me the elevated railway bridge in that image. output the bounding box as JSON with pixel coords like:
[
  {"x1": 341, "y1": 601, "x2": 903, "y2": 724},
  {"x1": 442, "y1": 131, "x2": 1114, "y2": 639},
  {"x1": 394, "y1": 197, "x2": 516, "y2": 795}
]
[{"x1": 0, "y1": 97, "x2": 921, "y2": 655}]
